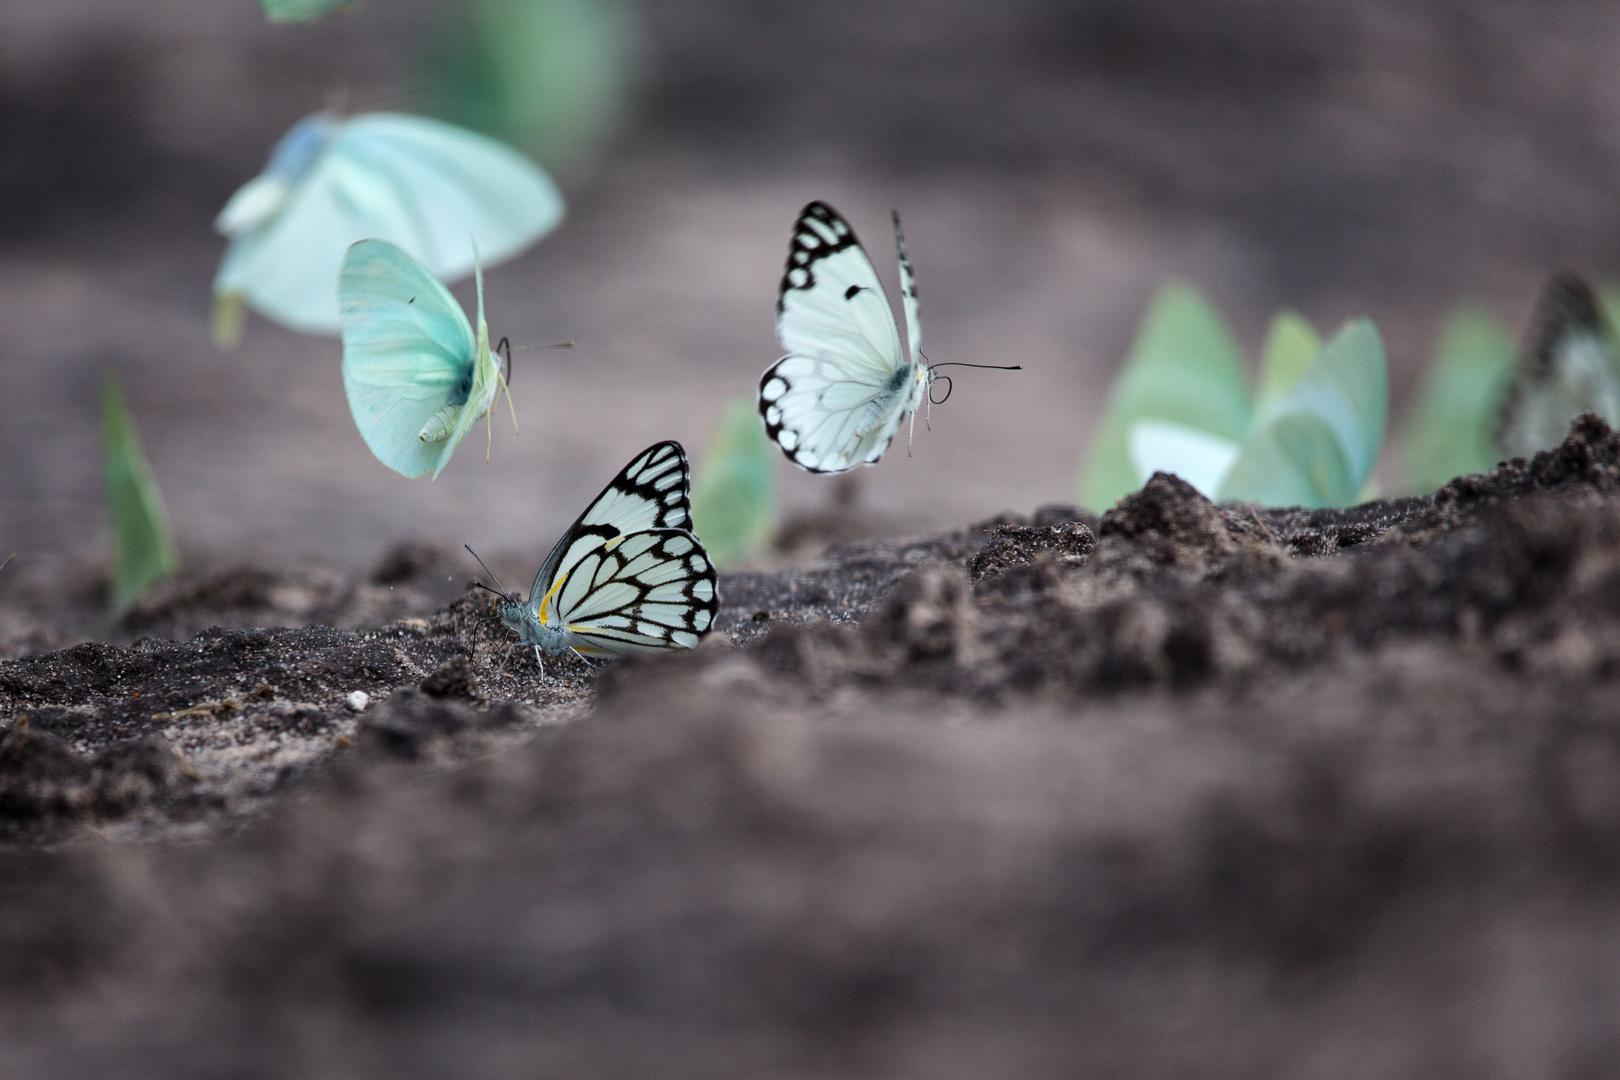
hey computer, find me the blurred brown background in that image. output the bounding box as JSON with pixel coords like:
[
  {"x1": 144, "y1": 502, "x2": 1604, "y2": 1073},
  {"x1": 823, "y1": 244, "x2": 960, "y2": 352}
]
[{"x1": 3, "y1": 0, "x2": 1620, "y2": 583}]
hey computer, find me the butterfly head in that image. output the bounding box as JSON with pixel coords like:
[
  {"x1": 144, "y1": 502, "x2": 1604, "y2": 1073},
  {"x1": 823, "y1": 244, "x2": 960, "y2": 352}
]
[{"x1": 465, "y1": 543, "x2": 525, "y2": 621}]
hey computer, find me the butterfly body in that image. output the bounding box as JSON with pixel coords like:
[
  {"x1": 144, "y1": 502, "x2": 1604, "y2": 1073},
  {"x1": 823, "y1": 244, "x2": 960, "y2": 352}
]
[
  {"x1": 758, "y1": 201, "x2": 936, "y2": 473},
  {"x1": 475, "y1": 442, "x2": 720, "y2": 675}
]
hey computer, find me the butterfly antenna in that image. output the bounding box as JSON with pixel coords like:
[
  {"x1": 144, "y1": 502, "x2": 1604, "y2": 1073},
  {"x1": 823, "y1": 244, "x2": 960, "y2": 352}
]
[
  {"x1": 464, "y1": 544, "x2": 513, "y2": 599},
  {"x1": 925, "y1": 361, "x2": 1023, "y2": 371},
  {"x1": 342, "y1": 84, "x2": 430, "y2": 112}
]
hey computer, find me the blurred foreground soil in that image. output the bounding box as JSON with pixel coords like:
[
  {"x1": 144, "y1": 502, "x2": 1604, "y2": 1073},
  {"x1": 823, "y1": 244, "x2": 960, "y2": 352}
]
[{"x1": 6, "y1": 419, "x2": 1620, "y2": 1075}]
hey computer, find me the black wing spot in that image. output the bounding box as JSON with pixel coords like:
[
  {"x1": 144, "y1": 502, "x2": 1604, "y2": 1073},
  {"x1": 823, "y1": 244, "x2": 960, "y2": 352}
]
[
  {"x1": 408, "y1": 297, "x2": 416, "y2": 304},
  {"x1": 844, "y1": 285, "x2": 865, "y2": 300}
]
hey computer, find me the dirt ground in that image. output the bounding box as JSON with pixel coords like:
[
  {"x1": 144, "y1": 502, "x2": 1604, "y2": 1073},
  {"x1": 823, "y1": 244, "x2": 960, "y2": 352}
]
[
  {"x1": 2, "y1": 419, "x2": 1620, "y2": 1076},
  {"x1": 9, "y1": 2, "x2": 1620, "y2": 1075}
]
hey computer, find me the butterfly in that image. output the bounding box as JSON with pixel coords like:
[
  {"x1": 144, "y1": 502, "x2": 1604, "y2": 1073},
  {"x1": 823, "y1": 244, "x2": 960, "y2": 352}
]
[
  {"x1": 260, "y1": 0, "x2": 362, "y2": 21},
  {"x1": 468, "y1": 441, "x2": 720, "y2": 675},
  {"x1": 757, "y1": 201, "x2": 1016, "y2": 474},
  {"x1": 213, "y1": 111, "x2": 563, "y2": 344},
  {"x1": 339, "y1": 238, "x2": 514, "y2": 480},
  {"x1": 1496, "y1": 273, "x2": 1620, "y2": 461}
]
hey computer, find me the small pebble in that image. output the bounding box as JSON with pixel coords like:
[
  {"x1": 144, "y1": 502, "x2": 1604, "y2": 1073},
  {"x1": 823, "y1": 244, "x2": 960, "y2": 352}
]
[{"x1": 345, "y1": 690, "x2": 370, "y2": 712}]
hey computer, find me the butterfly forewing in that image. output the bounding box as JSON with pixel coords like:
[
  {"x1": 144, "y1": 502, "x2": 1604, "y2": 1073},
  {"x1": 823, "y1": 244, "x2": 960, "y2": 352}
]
[
  {"x1": 530, "y1": 441, "x2": 693, "y2": 599},
  {"x1": 776, "y1": 202, "x2": 904, "y2": 372},
  {"x1": 552, "y1": 529, "x2": 719, "y2": 655},
  {"x1": 893, "y1": 210, "x2": 922, "y2": 367}
]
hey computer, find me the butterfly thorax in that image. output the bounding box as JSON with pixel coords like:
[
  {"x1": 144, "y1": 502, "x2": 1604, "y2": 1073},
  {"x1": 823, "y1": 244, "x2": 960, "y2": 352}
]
[
  {"x1": 498, "y1": 597, "x2": 578, "y2": 656},
  {"x1": 266, "y1": 113, "x2": 337, "y2": 184}
]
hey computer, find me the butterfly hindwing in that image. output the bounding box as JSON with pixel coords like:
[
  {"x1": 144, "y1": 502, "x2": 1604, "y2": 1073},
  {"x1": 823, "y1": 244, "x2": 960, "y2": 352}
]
[
  {"x1": 760, "y1": 201, "x2": 922, "y2": 473},
  {"x1": 550, "y1": 528, "x2": 719, "y2": 655},
  {"x1": 531, "y1": 441, "x2": 692, "y2": 598}
]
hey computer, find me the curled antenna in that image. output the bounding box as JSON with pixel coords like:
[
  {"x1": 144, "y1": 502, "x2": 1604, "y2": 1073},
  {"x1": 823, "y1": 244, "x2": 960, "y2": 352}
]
[
  {"x1": 464, "y1": 544, "x2": 513, "y2": 600},
  {"x1": 930, "y1": 374, "x2": 953, "y2": 405}
]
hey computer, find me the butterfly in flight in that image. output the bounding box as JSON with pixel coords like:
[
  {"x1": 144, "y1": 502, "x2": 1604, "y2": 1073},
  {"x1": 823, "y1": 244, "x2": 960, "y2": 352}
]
[
  {"x1": 339, "y1": 238, "x2": 520, "y2": 480},
  {"x1": 757, "y1": 201, "x2": 1017, "y2": 474},
  {"x1": 213, "y1": 110, "x2": 563, "y2": 344},
  {"x1": 467, "y1": 441, "x2": 720, "y2": 676},
  {"x1": 1496, "y1": 273, "x2": 1620, "y2": 461}
]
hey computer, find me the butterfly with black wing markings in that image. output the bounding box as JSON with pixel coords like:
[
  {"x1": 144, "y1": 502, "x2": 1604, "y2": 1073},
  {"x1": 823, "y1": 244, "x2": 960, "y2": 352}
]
[
  {"x1": 468, "y1": 441, "x2": 719, "y2": 676},
  {"x1": 758, "y1": 201, "x2": 929, "y2": 474},
  {"x1": 1496, "y1": 273, "x2": 1620, "y2": 461}
]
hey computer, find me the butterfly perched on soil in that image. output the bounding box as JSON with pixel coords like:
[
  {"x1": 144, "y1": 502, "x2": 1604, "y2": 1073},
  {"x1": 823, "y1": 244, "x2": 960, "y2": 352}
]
[
  {"x1": 1496, "y1": 273, "x2": 1620, "y2": 461},
  {"x1": 757, "y1": 201, "x2": 1015, "y2": 474},
  {"x1": 468, "y1": 442, "x2": 720, "y2": 675},
  {"x1": 339, "y1": 238, "x2": 515, "y2": 480},
  {"x1": 213, "y1": 111, "x2": 563, "y2": 343}
]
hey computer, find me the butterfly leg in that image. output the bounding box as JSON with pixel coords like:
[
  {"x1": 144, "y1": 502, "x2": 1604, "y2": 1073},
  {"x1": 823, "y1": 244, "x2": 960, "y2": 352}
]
[
  {"x1": 533, "y1": 645, "x2": 546, "y2": 682},
  {"x1": 497, "y1": 641, "x2": 516, "y2": 676},
  {"x1": 569, "y1": 647, "x2": 602, "y2": 669}
]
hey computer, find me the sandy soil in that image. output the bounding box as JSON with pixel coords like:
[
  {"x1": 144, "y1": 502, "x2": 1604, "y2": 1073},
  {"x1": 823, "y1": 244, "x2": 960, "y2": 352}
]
[
  {"x1": 3, "y1": 420, "x2": 1620, "y2": 1075},
  {"x1": 8, "y1": 3, "x2": 1620, "y2": 1074}
]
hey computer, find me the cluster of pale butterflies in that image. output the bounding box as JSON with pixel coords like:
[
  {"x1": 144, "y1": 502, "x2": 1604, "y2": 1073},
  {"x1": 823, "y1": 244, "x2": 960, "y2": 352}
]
[{"x1": 215, "y1": 112, "x2": 999, "y2": 675}]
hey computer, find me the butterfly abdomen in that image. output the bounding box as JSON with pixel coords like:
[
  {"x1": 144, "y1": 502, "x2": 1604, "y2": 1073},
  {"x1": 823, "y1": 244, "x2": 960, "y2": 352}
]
[{"x1": 418, "y1": 404, "x2": 462, "y2": 443}]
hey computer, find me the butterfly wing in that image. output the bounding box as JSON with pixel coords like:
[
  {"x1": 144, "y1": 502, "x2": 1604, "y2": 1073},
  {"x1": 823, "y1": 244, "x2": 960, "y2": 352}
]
[
  {"x1": 529, "y1": 441, "x2": 693, "y2": 599},
  {"x1": 759, "y1": 201, "x2": 915, "y2": 473},
  {"x1": 214, "y1": 111, "x2": 564, "y2": 335},
  {"x1": 893, "y1": 210, "x2": 922, "y2": 368},
  {"x1": 1497, "y1": 274, "x2": 1620, "y2": 460},
  {"x1": 339, "y1": 240, "x2": 478, "y2": 479},
  {"x1": 546, "y1": 528, "x2": 719, "y2": 656}
]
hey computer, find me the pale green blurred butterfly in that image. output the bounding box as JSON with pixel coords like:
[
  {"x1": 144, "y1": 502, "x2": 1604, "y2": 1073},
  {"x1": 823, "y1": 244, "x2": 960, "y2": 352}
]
[
  {"x1": 338, "y1": 239, "x2": 514, "y2": 480},
  {"x1": 1082, "y1": 283, "x2": 1388, "y2": 510},
  {"x1": 261, "y1": 0, "x2": 364, "y2": 22},
  {"x1": 213, "y1": 111, "x2": 563, "y2": 344}
]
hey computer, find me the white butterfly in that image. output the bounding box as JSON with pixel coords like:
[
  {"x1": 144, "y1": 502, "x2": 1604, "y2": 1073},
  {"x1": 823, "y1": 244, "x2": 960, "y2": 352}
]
[
  {"x1": 756, "y1": 201, "x2": 940, "y2": 474},
  {"x1": 213, "y1": 111, "x2": 564, "y2": 342},
  {"x1": 1496, "y1": 273, "x2": 1620, "y2": 460},
  {"x1": 469, "y1": 442, "x2": 719, "y2": 675}
]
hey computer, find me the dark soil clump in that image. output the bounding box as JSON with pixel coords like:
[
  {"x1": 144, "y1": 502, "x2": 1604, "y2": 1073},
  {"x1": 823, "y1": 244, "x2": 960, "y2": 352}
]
[{"x1": 6, "y1": 419, "x2": 1620, "y2": 1075}]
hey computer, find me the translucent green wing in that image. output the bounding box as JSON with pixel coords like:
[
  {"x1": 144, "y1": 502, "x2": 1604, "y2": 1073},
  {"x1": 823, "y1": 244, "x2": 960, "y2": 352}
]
[
  {"x1": 101, "y1": 375, "x2": 178, "y2": 612},
  {"x1": 1219, "y1": 318, "x2": 1388, "y2": 508},
  {"x1": 261, "y1": 0, "x2": 364, "y2": 21},
  {"x1": 1397, "y1": 305, "x2": 1514, "y2": 493},
  {"x1": 1124, "y1": 420, "x2": 1240, "y2": 500},
  {"x1": 1253, "y1": 310, "x2": 1322, "y2": 424},
  {"x1": 339, "y1": 240, "x2": 479, "y2": 479},
  {"x1": 213, "y1": 111, "x2": 563, "y2": 335},
  {"x1": 1079, "y1": 283, "x2": 1251, "y2": 509},
  {"x1": 690, "y1": 397, "x2": 777, "y2": 567}
]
